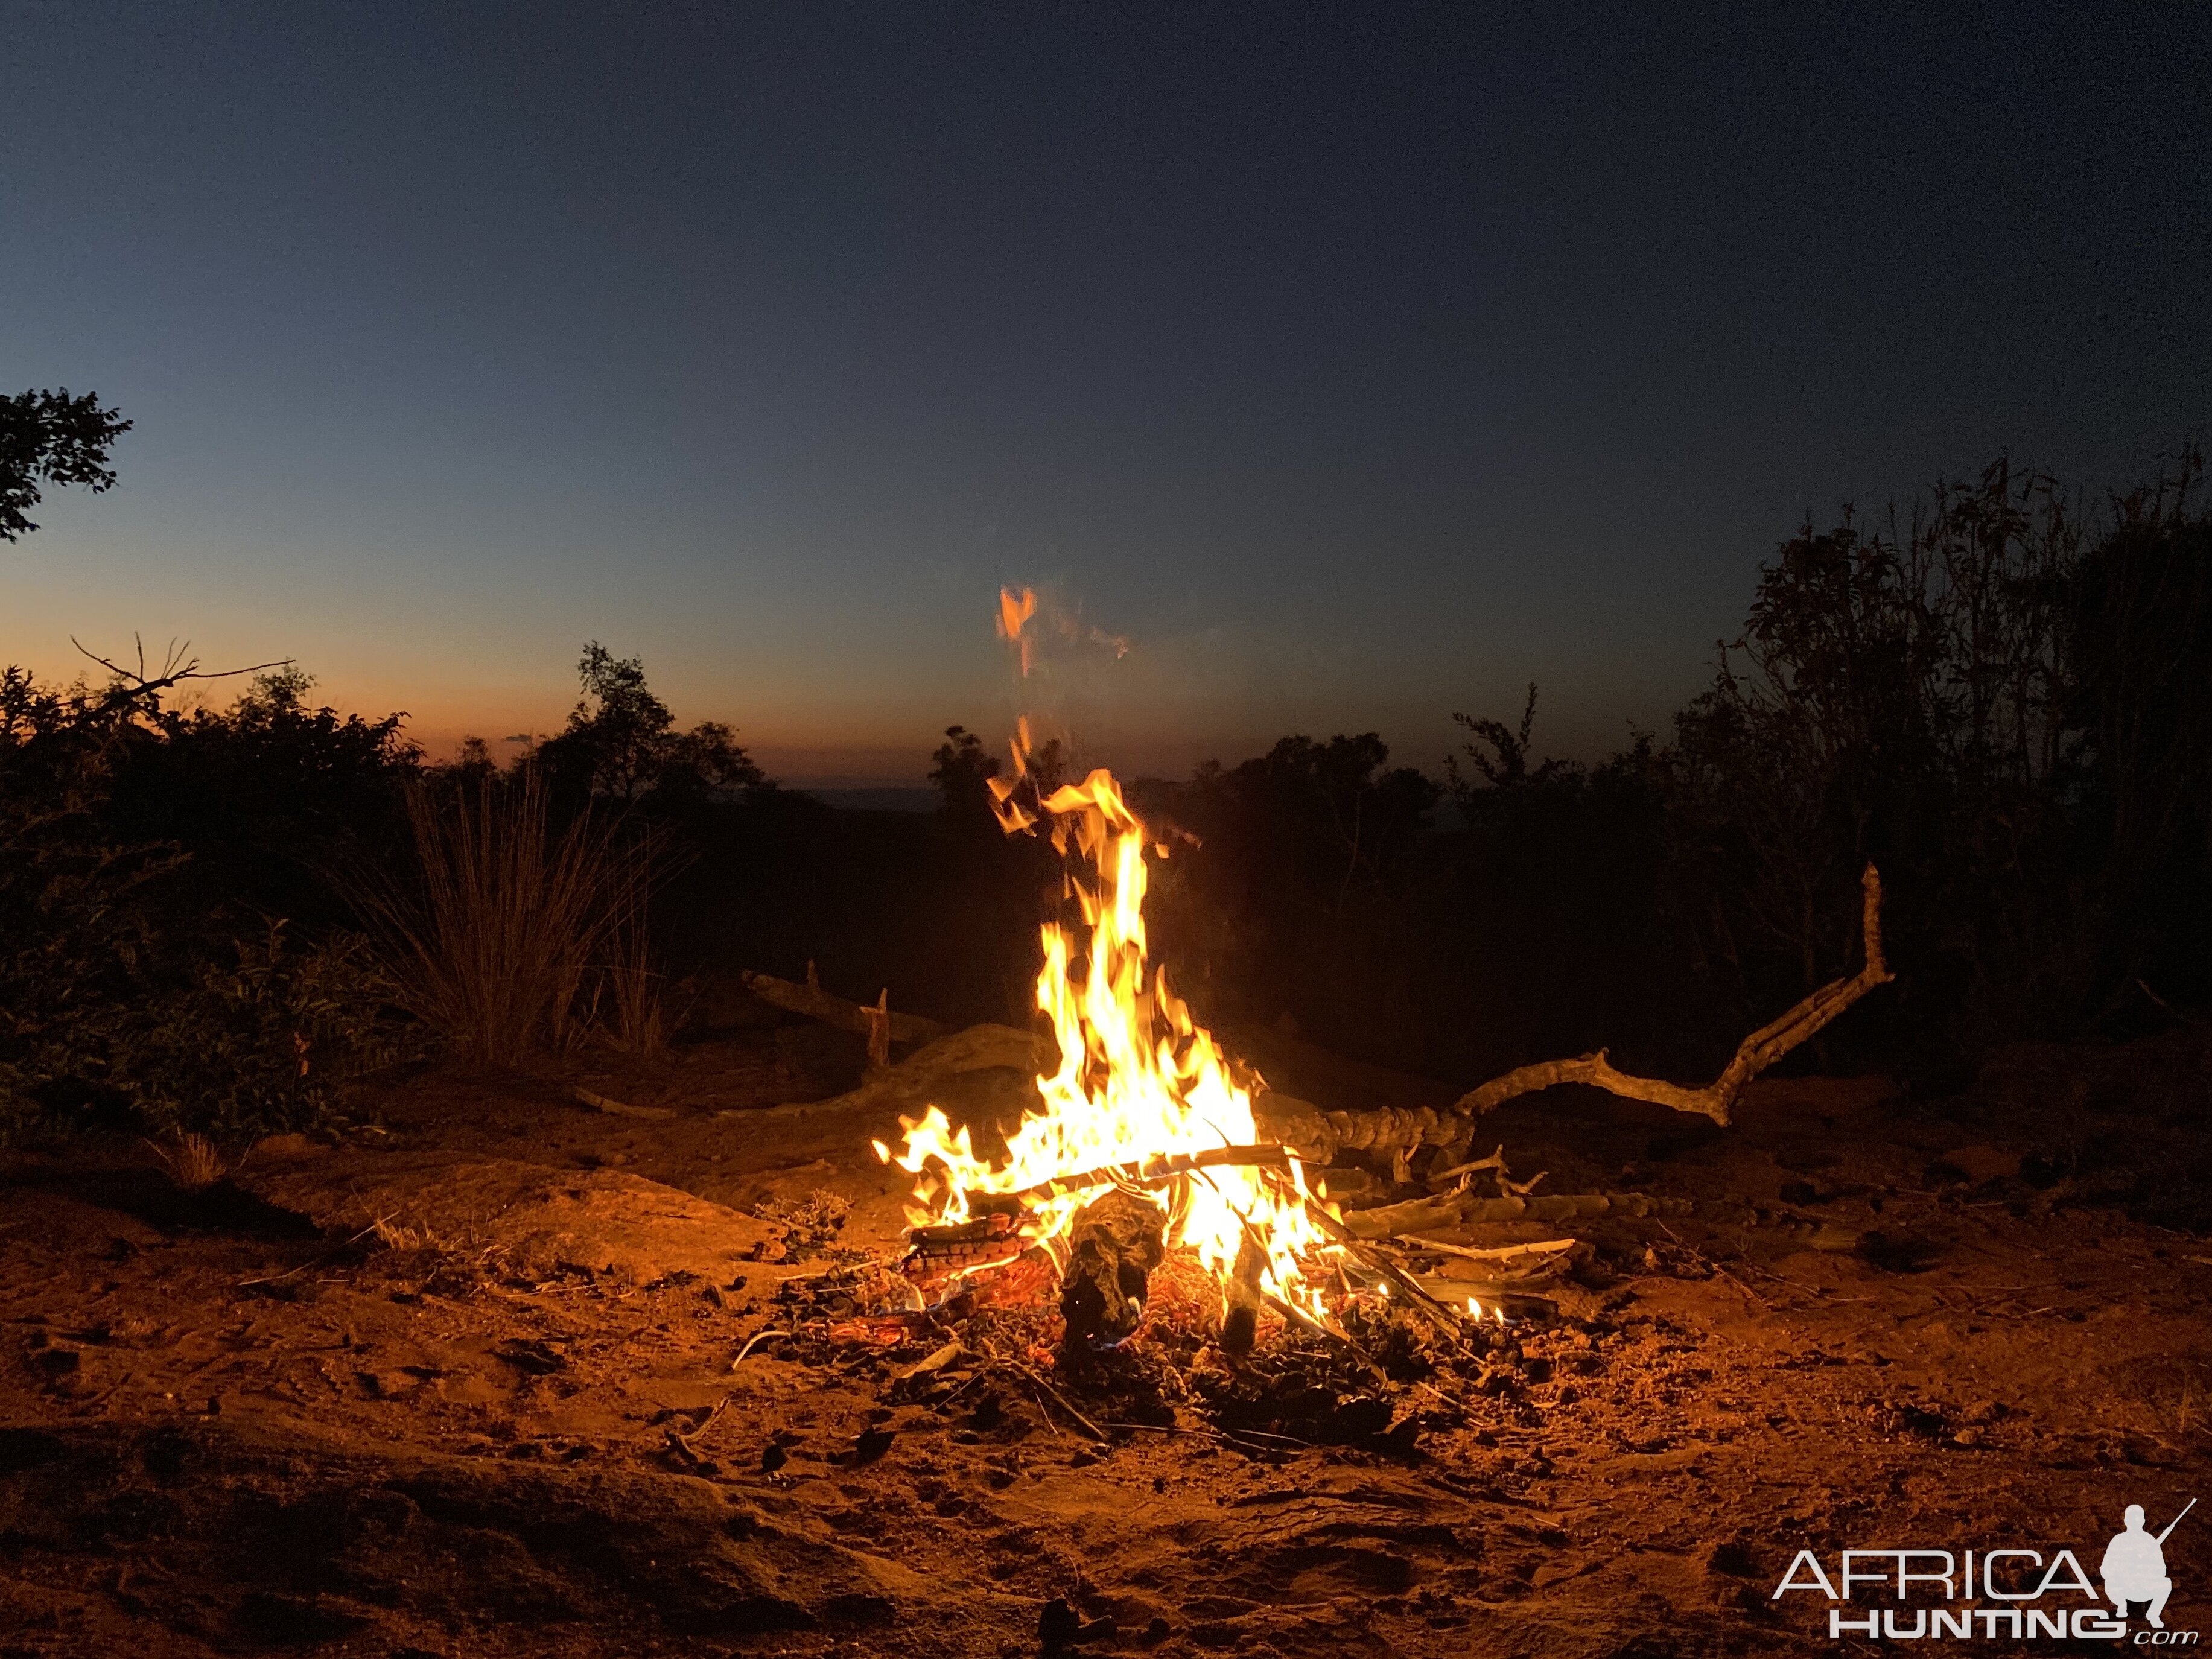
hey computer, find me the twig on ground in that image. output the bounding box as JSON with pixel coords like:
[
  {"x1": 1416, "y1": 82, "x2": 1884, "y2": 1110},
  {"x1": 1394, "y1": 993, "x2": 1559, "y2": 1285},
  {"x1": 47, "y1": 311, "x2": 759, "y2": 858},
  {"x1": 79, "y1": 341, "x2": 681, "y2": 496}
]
[
  {"x1": 1005, "y1": 1359, "x2": 1108, "y2": 1441},
  {"x1": 1098, "y1": 1419, "x2": 1314, "y2": 1451},
  {"x1": 731, "y1": 1328, "x2": 793, "y2": 1368},
  {"x1": 235, "y1": 1214, "x2": 396, "y2": 1289},
  {"x1": 669, "y1": 1394, "x2": 734, "y2": 1461},
  {"x1": 569, "y1": 1085, "x2": 676, "y2": 1121},
  {"x1": 1657, "y1": 1223, "x2": 1770, "y2": 1310}
]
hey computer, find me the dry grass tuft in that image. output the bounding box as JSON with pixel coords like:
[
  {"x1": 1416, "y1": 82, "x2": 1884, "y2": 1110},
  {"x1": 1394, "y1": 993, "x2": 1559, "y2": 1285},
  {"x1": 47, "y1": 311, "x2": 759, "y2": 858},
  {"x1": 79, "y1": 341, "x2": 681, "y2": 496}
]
[
  {"x1": 352, "y1": 772, "x2": 621, "y2": 1067},
  {"x1": 148, "y1": 1131, "x2": 227, "y2": 1191},
  {"x1": 582, "y1": 827, "x2": 682, "y2": 1056},
  {"x1": 369, "y1": 1216, "x2": 448, "y2": 1254}
]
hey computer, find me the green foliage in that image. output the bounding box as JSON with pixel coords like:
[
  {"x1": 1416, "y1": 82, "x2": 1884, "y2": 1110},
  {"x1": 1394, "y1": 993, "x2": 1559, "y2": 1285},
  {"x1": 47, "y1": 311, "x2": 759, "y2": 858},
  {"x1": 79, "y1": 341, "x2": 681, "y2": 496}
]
[
  {"x1": 97, "y1": 924, "x2": 416, "y2": 1138},
  {"x1": 0, "y1": 386, "x2": 131, "y2": 541}
]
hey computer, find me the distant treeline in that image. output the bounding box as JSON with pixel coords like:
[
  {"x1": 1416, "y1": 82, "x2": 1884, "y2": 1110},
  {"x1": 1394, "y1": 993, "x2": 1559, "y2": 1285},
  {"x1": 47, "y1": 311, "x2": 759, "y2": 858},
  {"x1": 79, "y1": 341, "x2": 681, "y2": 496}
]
[
  {"x1": 675, "y1": 452, "x2": 2212, "y2": 1090},
  {"x1": 1120, "y1": 453, "x2": 2212, "y2": 1083},
  {"x1": 3, "y1": 448, "x2": 2206, "y2": 1140}
]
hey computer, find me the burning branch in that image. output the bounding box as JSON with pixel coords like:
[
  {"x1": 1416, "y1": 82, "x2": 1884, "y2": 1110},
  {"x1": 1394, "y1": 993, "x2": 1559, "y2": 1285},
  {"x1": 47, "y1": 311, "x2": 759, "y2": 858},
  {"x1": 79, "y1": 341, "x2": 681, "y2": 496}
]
[
  {"x1": 1006, "y1": 1143, "x2": 1291, "y2": 1205},
  {"x1": 1452, "y1": 863, "x2": 1893, "y2": 1126}
]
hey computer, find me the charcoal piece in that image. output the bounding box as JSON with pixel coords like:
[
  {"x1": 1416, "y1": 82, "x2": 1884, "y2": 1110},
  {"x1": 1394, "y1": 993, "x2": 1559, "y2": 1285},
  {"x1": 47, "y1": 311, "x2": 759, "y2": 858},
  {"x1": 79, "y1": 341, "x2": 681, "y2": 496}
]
[
  {"x1": 1039, "y1": 1596, "x2": 1083, "y2": 1651},
  {"x1": 1058, "y1": 1191, "x2": 1165, "y2": 1350}
]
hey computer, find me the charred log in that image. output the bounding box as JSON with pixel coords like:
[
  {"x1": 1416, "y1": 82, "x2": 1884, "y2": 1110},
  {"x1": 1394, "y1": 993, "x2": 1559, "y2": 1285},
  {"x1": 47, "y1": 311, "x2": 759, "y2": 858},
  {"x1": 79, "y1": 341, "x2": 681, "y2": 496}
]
[
  {"x1": 1218, "y1": 1233, "x2": 1269, "y2": 1356},
  {"x1": 1058, "y1": 1191, "x2": 1166, "y2": 1351}
]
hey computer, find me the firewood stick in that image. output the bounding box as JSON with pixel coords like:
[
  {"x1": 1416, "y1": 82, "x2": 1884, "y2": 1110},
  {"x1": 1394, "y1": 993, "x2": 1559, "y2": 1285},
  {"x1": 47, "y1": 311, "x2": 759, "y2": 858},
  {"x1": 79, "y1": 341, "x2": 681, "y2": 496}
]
[
  {"x1": 740, "y1": 969, "x2": 948, "y2": 1045},
  {"x1": 1005, "y1": 1359, "x2": 1108, "y2": 1441},
  {"x1": 1252, "y1": 1091, "x2": 1469, "y2": 1166},
  {"x1": 1452, "y1": 863, "x2": 1893, "y2": 1127},
  {"x1": 1300, "y1": 1199, "x2": 1469, "y2": 1334},
  {"x1": 1379, "y1": 1236, "x2": 1589, "y2": 1278},
  {"x1": 1390, "y1": 1234, "x2": 1581, "y2": 1263}
]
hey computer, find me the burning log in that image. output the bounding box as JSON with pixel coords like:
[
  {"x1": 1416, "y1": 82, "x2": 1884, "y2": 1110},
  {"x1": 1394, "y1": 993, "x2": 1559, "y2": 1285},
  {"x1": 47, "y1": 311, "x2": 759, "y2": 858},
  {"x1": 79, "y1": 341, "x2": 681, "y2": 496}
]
[
  {"x1": 1006, "y1": 1143, "x2": 1291, "y2": 1204},
  {"x1": 899, "y1": 1210, "x2": 1028, "y2": 1285},
  {"x1": 1452, "y1": 863, "x2": 1893, "y2": 1127},
  {"x1": 1218, "y1": 1234, "x2": 1270, "y2": 1356},
  {"x1": 740, "y1": 966, "x2": 948, "y2": 1049}
]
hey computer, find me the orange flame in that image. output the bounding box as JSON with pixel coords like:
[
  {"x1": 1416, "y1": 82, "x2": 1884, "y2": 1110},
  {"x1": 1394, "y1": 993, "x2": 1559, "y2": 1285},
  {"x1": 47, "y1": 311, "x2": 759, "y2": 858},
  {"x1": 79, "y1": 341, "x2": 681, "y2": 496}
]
[
  {"x1": 876, "y1": 607, "x2": 1338, "y2": 1330},
  {"x1": 996, "y1": 586, "x2": 1038, "y2": 678}
]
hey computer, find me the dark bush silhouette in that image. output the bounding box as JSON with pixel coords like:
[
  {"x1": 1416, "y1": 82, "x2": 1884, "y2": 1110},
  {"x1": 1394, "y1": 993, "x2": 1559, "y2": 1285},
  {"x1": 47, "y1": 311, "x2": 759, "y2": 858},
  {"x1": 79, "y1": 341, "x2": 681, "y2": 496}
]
[
  {"x1": 0, "y1": 662, "x2": 413, "y2": 1141},
  {"x1": 5, "y1": 444, "x2": 2205, "y2": 1141}
]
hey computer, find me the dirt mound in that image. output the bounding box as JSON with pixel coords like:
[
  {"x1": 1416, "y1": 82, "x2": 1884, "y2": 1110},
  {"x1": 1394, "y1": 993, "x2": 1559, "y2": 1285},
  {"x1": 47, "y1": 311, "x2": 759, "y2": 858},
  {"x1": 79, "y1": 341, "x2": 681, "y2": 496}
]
[
  {"x1": 243, "y1": 1155, "x2": 775, "y2": 1284},
  {"x1": 0, "y1": 1418, "x2": 946, "y2": 1649}
]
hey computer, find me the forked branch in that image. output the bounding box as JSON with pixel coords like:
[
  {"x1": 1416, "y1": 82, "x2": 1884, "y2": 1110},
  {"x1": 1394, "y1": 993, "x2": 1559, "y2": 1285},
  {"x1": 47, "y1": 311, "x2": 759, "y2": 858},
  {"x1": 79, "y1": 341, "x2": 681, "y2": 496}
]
[
  {"x1": 1453, "y1": 863, "x2": 1893, "y2": 1126},
  {"x1": 72, "y1": 634, "x2": 293, "y2": 714}
]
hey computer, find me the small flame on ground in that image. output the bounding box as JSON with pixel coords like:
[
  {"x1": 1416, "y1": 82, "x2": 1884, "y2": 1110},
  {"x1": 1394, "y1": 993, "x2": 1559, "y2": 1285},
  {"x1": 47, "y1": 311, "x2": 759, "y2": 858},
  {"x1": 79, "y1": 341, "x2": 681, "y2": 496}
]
[{"x1": 877, "y1": 589, "x2": 1339, "y2": 1327}]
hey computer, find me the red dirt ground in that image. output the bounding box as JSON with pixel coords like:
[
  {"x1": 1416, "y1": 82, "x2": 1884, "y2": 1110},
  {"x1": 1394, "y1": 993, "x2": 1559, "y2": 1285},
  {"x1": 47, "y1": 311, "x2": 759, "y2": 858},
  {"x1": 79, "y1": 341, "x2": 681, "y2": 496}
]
[{"x1": 4, "y1": 1003, "x2": 2208, "y2": 1658}]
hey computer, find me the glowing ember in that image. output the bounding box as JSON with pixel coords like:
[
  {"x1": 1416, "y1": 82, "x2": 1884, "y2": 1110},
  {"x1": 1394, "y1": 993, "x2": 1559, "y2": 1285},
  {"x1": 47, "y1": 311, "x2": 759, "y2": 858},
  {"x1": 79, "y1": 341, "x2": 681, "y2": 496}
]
[{"x1": 873, "y1": 589, "x2": 1343, "y2": 1330}]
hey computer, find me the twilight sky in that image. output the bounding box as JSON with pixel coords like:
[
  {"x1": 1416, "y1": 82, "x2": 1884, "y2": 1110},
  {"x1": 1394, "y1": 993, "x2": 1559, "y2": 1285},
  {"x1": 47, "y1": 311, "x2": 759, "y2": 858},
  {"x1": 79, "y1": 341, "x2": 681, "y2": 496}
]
[{"x1": 4, "y1": 3, "x2": 2207, "y2": 785}]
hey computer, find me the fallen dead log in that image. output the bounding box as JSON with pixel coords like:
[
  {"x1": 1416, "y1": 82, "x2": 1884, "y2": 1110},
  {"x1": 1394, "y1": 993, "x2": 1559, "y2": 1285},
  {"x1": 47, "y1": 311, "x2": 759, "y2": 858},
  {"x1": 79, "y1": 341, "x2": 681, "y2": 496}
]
[
  {"x1": 1452, "y1": 863, "x2": 1893, "y2": 1127},
  {"x1": 740, "y1": 966, "x2": 948, "y2": 1048},
  {"x1": 1253, "y1": 1093, "x2": 1475, "y2": 1175},
  {"x1": 1337, "y1": 1189, "x2": 1697, "y2": 1239}
]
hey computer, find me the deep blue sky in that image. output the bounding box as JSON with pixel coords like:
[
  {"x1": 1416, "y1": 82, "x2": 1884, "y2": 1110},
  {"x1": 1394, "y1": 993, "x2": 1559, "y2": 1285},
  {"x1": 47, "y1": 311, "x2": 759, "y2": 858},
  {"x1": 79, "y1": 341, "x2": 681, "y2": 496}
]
[{"x1": 5, "y1": 2, "x2": 2207, "y2": 782}]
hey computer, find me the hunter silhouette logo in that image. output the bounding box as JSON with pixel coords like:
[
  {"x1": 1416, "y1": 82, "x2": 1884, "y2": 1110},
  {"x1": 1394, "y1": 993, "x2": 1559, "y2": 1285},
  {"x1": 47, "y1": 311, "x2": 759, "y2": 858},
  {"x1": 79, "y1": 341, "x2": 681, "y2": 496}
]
[
  {"x1": 1772, "y1": 1496, "x2": 2199, "y2": 1642},
  {"x1": 2106, "y1": 1500, "x2": 2194, "y2": 1630}
]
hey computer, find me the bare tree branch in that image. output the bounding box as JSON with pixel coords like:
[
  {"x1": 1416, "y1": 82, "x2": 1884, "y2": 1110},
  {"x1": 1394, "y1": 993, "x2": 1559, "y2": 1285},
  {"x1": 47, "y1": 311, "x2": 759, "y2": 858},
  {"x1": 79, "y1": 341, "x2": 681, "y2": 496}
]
[
  {"x1": 1452, "y1": 863, "x2": 1893, "y2": 1126},
  {"x1": 72, "y1": 633, "x2": 294, "y2": 712}
]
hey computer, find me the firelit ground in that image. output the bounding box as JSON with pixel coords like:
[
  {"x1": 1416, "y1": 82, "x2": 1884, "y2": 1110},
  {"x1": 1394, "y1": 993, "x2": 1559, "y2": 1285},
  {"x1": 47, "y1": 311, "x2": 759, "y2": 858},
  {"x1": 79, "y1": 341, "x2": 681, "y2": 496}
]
[{"x1": 2, "y1": 1008, "x2": 2208, "y2": 1658}]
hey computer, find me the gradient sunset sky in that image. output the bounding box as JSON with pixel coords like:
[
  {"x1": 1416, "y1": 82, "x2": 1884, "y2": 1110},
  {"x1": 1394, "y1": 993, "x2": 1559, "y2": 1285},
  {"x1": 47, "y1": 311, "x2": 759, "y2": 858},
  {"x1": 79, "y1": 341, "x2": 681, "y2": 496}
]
[{"x1": 5, "y1": 4, "x2": 2207, "y2": 784}]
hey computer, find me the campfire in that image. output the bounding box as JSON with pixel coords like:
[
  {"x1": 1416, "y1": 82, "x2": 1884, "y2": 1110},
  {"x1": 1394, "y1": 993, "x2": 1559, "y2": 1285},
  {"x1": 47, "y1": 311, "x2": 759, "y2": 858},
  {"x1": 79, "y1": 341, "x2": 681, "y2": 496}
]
[
  {"x1": 724, "y1": 587, "x2": 1901, "y2": 1448},
  {"x1": 875, "y1": 735, "x2": 1337, "y2": 1347}
]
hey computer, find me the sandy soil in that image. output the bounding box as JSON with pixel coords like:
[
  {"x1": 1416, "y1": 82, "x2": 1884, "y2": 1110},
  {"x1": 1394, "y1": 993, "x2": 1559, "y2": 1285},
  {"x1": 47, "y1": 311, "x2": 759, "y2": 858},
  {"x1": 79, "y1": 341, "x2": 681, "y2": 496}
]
[{"x1": 4, "y1": 1008, "x2": 2209, "y2": 1658}]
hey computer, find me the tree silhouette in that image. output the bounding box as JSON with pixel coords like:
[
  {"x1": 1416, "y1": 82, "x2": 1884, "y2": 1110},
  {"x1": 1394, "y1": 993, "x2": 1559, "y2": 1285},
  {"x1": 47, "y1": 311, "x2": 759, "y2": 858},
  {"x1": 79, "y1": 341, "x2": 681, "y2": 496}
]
[
  {"x1": 538, "y1": 642, "x2": 764, "y2": 804},
  {"x1": 1, "y1": 388, "x2": 132, "y2": 542}
]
